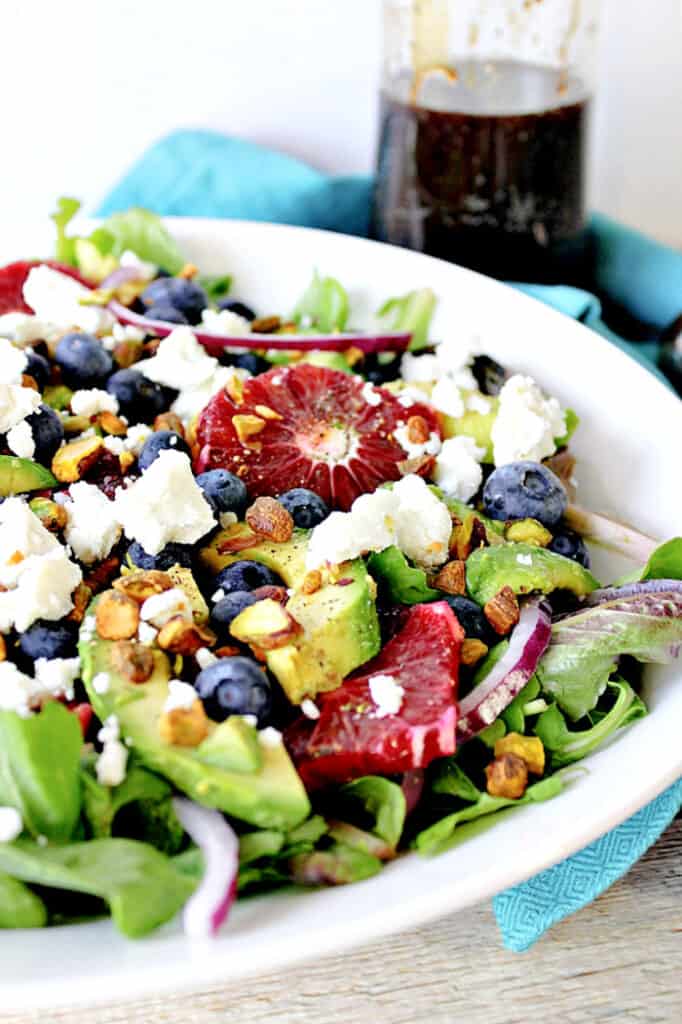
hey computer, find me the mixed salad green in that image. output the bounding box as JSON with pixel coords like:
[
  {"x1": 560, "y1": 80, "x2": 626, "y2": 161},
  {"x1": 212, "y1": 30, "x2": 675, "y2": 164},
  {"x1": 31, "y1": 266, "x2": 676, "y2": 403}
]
[{"x1": 0, "y1": 200, "x2": 679, "y2": 938}]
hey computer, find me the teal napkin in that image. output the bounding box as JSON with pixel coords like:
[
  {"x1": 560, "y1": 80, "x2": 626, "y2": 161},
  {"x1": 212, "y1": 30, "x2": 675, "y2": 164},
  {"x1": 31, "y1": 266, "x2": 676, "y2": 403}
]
[{"x1": 99, "y1": 130, "x2": 682, "y2": 951}]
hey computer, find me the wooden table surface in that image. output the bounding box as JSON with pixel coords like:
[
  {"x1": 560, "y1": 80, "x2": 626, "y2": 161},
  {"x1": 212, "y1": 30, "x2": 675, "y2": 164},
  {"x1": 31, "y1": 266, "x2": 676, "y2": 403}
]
[{"x1": 5, "y1": 818, "x2": 681, "y2": 1024}]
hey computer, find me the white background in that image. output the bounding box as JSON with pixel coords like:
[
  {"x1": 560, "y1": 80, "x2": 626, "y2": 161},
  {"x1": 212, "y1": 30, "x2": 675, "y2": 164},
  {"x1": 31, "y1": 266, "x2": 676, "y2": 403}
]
[{"x1": 4, "y1": 0, "x2": 681, "y2": 244}]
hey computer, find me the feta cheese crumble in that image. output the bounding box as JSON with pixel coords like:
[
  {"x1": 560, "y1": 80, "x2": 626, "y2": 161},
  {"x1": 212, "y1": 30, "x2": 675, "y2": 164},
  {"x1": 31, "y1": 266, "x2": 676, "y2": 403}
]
[
  {"x1": 516, "y1": 553, "x2": 534, "y2": 566},
  {"x1": 63, "y1": 482, "x2": 122, "y2": 564},
  {"x1": 258, "y1": 726, "x2": 283, "y2": 748},
  {"x1": 137, "y1": 621, "x2": 158, "y2": 646},
  {"x1": 0, "y1": 382, "x2": 42, "y2": 434},
  {"x1": 70, "y1": 388, "x2": 119, "y2": 418},
  {"x1": 433, "y1": 436, "x2": 486, "y2": 503},
  {"x1": 491, "y1": 374, "x2": 566, "y2": 467},
  {"x1": 306, "y1": 474, "x2": 451, "y2": 571},
  {"x1": 361, "y1": 381, "x2": 382, "y2": 407},
  {"x1": 140, "y1": 587, "x2": 193, "y2": 628},
  {"x1": 0, "y1": 807, "x2": 23, "y2": 843},
  {"x1": 92, "y1": 672, "x2": 111, "y2": 695},
  {"x1": 195, "y1": 647, "x2": 218, "y2": 670},
  {"x1": 119, "y1": 249, "x2": 157, "y2": 281},
  {"x1": 6, "y1": 419, "x2": 35, "y2": 459},
  {"x1": 138, "y1": 326, "x2": 218, "y2": 391},
  {"x1": 199, "y1": 308, "x2": 252, "y2": 337},
  {"x1": 394, "y1": 423, "x2": 442, "y2": 460},
  {"x1": 114, "y1": 450, "x2": 215, "y2": 555},
  {"x1": 368, "y1": 674, "x2": 404, "y2": 718},
  {"x1": 429, "y1": 377, "x2": 465, "y2": 420},
  {"x1": 163, "y1": 679, "x2": 199, "y2": 712},
  {"x1": 33, "y1": 657, "x2": 81, "y2": 701},
  {"x1": 300, "y1": 698, "x2": 320, "y2": 720},
  {"x1": 22, "y1": 265, "x2": 114, "y2": 336},
  {"x1": 0, "y1": 338, "x2": 28, "y2": 384},
  {"x1": 96, "y1": 716, "x2": 128, "y2": 788},
  {"x1": 0, "y1": 313, "x2": 63, "y2": 348}
]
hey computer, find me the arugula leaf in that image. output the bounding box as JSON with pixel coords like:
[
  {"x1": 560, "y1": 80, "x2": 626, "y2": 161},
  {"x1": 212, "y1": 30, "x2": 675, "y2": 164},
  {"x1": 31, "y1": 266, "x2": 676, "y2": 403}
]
[
  {"x1": 293, "y1": 271, "x2": 349, "y2": 332},
  {"x1": 51, "y1": 196, "x2": 81, "y2": 264},
  {"x1": 415, "y1": 775, "x2": 564, "y2": 855},
  {"x1": 367, "y1": 546, "x2": 438, "y2": 605},
  {"x1": 376, "y1": 288, "x2": 437, "y2": 351},
  {"x1": 0, "y1": 872, "x2": 47, "y2": 928},
  {"x1": 338, "y1": 776, "x2": 406, "y2": 849},
  {"x1": 501, "y1": 676, "x2": 542, "y2": 734},
  {"x1": 102, "y1": 208, "x2": 184, "y2": 273},
  {"x1": 537, "y1": 581, "x2": 682, "y2": 719},
  {"x1": 535, "y1": 678, "x2": 646, "y2": 768},
  {"x1": 0, "y1": 703, "x2": 82, "y2": 842},
  {"x1": 0, "y1": 838, "x2": 194, "y2": 937}
]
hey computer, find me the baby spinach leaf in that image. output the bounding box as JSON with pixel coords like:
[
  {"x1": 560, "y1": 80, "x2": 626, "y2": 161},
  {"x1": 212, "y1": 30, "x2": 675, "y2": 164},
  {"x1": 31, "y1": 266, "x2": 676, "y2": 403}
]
[
  {"x1": 367, "y1": 546, "x2": 438, "y2": 605},
  {"x1": 290, "y1": 843, "x2": 382, "y2": 886},
  {"x1": 535, "y1": 678, "x2": 646, "y2": 768},
  {"x1": 0, "y1": 872, "x2": 47, "y2": 928},
  {"x1": 0, "y1": 703, "x2": 82, "y2": 842},
  {"x1": 0, "y1": 838, "x2": 194, "y2": 937},
  {"x1": 339, "y1": 776, "x2": 406, "y2": 849},
  {"x1": 238, "y1": 830, "x2": 285, "y2": 865},
  {"x1": 81, "y1": 761, "x2": 184, "y2": 854},
  {"x1": 430, "y1": 759, "x2": 481, "y2": 803}
]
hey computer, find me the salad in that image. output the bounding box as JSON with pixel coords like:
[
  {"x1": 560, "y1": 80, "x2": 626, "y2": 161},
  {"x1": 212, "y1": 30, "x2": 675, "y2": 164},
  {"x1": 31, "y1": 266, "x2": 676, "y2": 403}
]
[{"x1": 0, "y1": 200, "x2": 679, "y2": 939}]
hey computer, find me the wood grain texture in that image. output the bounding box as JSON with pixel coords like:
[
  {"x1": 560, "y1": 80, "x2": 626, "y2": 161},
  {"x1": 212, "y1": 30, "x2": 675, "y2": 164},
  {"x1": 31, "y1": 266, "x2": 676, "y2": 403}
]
[{"x1": 5, "y1": 819, "x2": 682, "y2": 1024}]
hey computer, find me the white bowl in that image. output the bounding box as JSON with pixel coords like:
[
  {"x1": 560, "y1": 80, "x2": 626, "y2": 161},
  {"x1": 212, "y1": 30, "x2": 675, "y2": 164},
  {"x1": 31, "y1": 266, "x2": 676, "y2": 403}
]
[{"x1": 1, "y1": 219, "x2": 681, "y2": 1012}]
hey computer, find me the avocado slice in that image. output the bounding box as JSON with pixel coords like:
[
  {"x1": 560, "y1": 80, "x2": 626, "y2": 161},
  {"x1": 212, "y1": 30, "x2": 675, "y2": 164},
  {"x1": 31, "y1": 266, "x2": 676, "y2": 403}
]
[
  {"x1": 0, "y1": 455, "x2": 58, "y2": 496},
  {"x1": 200, "y1": 528, "x2": 381, "y2": 703},
  {"x1": 441, "y1": 400, "x2": 499, "y2": 463},
  {"x1": 79, "y1": 602, "x2": 310, "y2": 830},
  {"x1": 299, "y1": 351, "x2": 352, "y2": 374},
  {"x1": 466, "y1": 543, "x2": 599, "y2": 606}
]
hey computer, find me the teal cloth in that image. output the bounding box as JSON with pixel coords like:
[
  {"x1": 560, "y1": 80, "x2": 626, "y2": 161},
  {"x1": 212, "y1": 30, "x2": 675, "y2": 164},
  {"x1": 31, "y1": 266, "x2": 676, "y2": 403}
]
[{"x1": 99, "y1": 130, "x2": 682, "y2": 951}]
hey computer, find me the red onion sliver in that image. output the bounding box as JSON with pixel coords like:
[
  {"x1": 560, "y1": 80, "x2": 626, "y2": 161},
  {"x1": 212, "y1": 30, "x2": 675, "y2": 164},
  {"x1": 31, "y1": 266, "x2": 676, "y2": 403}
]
[
  {"x1": 109, "y1": 300, "x2": 412, "y2": 354},
  {"x1": 172, "y1": 797, "x2": 239, "y2": 939},
  {"x1": 401, "y1": 769, "x2": 425, "y2": 816},
  {"x1": 100, "y1": 266, "x2": 147, "y2": 291},
  {"x1": 457, "y1": 600, "x2": 552, "y2": 742}
]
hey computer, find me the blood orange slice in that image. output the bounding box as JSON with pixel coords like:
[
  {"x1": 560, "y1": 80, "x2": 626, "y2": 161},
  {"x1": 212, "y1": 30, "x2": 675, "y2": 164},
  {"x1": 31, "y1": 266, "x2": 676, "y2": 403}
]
[
  {"x1": 284, "y1": 601, "x2": 463, "y2": 789},
  {"x1": 195, "y1": 364, "x2": 440, "y2": 510},
  {"x1": 0, "y1": 260, "x2": 91, "y2": 315}
]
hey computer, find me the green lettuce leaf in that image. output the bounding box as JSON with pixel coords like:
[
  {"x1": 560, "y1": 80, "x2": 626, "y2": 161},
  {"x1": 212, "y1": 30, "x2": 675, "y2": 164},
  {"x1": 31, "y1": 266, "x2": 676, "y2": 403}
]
[
  {"x1": 0, "y1": 838, "x2": 194, "y2": 937},
  {"x1": 639, "y1": 538, "x2": 682, "y2": 581},
  {"x1": 0, "y1": 872, "x2": 47, "y2": 928},
  {"x1": 415, "y1": 775, "x2": 564, "y2": 855},
  {"x1": 538, "y1": 583, "x2": 682, "y2": 719},
  {"x1": 293, "y1": 271, "x2": 349, "y2": 332},
  {"x1": 555, "y1": 407, "x2": 580, "y2": 447},
  {"x1": 376, "y1": 288, "x2": 436, "y2": 351},
  {"x1": 367, "y1": 546, "x2": 438, "y2": 605},
  {"x1": 535, "y1": 678, "x2": 646, "y2": 768},
  {"x1": 0, "y1": 703, "x2": 82, "y2": 842},
  {"x1": 199, "y1": 275, "x2": 233, "y2": 304},
  {"x1": 102, "y1": 208, "x2": 184, "y2": 273},
  {"x1": 51, "y1": 196, "x2": 81, "y2": 265}
]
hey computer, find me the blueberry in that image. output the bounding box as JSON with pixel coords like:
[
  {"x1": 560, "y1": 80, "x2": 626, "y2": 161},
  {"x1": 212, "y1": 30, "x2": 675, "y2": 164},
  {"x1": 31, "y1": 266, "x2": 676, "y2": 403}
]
[
  {"x1": 442, "y1": 595, "x2": 495, "y2": 645},
  {"x1": 25, "y1": 404, "x2": 64, "y2": 465},
  {"x1": 214, "y1": 560, "x2": 283, "y2": 595},
  {"x1": 55, "y1": 332, "x2": 113, "y2": 389},
  {"x1": 144, "y1": 304, "x2": 188, "y2": 325},
  {"x1": 217, "y1": 299, "x2": 256, "y2": 322},
  {"x1": 226, "y1": 352, "x2": 270, "y2": 375},
  {"x1": 276, "y1": 488, "x2": 329, "y2": 529},
  {"x1": 127, "y1": 541, "x2": 194, "y2": 570},
  {"x1": 195, "y1": 469, "x2": 248, "y2": 518},
  {"x1": 24, "y1": 350, "x2": 50, "y2": 389},
  {"x1": 210, "y1": 591, "x2": 258, "y2": 632},
  {"x1": 137, "y1": 430, "x2": 190, "y2": 471},
  {"x1": 362, "y1": 353, "x2": 401, "y2": 386},
  {"x1": 548, "y1": 529, "x2": 591, "y2": 569},
  {"x1": 471, "y1": 355, "x2": 507, "y2": 397},
  {"x1": 106, "y1": 369, "x2": 172, "y2": 424},
  {"x1": 141, "y1": 279, "x2": 207, "y2": 325},
  {"x1": 482, "y1": 461, "x2": 567, "y2": 528},
  {"x1": 194, "y1": 657, "x2": 272, "y2": 725},
  {"x1": 19, "y1": 619, "x2": 78, "y2": 662}
]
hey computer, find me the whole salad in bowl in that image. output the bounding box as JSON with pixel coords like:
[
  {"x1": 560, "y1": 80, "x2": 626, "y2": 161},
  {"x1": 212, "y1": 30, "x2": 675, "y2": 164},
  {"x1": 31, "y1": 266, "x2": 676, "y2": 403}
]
[{"x1": 0, "y1": 201, "x2": 679, "y2": 939}]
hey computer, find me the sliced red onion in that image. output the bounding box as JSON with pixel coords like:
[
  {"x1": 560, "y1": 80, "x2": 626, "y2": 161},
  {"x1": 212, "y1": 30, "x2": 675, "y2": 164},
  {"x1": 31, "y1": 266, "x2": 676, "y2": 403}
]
[
  {"x1": 401, "y1": 769, "x2": 425, "y2": 816},
  {"x1": 109, "y1": 300, "x2": 412, "y2": 355},
  {"x1": 100, "y1": 266, "x2": 148, "y2": 291},
  {"x1": 457, "y1": 600, "x2": 552, "y2": 742},
  {"x1": 172, "y1": 797, "x2": 239, "y2": 939}
]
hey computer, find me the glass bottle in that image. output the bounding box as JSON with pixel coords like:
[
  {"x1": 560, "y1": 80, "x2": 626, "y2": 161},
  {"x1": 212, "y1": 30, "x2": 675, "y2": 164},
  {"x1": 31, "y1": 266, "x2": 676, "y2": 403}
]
[{"x1": 373, "y1": 0, "x2": 601, "y2": 283}]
